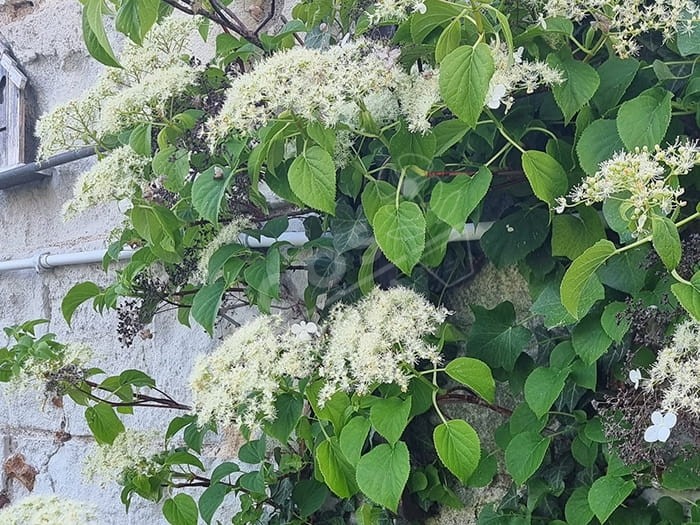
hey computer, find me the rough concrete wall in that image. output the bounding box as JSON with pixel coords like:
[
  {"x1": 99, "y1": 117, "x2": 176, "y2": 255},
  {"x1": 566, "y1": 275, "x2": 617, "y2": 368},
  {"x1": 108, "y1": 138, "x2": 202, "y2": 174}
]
[{"x1": 0, "y1": 1, "x2": 258, "y2": 523}]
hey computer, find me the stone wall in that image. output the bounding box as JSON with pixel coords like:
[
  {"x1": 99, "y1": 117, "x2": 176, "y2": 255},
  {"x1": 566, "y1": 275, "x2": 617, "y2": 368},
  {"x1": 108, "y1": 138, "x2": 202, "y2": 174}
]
[{"x1": 0, "y1": 1, "x2": 256, "y2": 523}]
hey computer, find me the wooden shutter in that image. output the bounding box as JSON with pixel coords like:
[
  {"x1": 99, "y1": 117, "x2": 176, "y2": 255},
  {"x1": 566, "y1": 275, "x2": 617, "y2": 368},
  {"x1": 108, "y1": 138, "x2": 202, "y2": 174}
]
[{"x1": 0, "y1": 46, "x2": 26, "y2": 169}]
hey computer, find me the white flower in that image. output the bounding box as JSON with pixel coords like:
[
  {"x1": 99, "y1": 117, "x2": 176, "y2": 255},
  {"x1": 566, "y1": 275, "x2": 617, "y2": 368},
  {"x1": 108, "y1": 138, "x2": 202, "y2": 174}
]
[
  {"x1": 291, "y1": 321, "x2": 320, "y2": 341},
  {"x1": 413, "y1": 2, "x2": 427, "y2": 14},
  {"x1": 554, "y1": 196, "x2": 567, "y2": 214},
  {"x1": 628, "y1": 368, "x2": 642, "y2": 389},
  {"x1": 0, "y1": 495, "x2": 99, "y2": 524},
  {"x1": 486, "y1": 83, "x2": 507, "y2": 109},
  {"x1": 643, "y1": 410, "x2": 677, "y2": 443}
]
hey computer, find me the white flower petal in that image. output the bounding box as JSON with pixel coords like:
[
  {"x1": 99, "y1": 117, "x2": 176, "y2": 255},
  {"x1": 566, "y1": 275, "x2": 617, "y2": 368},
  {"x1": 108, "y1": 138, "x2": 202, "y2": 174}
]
[
  {"x1": 662, "y1": 412, "x2": 677, "y2": 429},
  {"x1": 644, "y1": 426, "x2": 659, "y2": 443},
  {"x1": 656, "y1": 426, "x2": 671, "y2": 442},
  {"x1": 651, "y1": 411, "x2": 664, "y2": 425}
]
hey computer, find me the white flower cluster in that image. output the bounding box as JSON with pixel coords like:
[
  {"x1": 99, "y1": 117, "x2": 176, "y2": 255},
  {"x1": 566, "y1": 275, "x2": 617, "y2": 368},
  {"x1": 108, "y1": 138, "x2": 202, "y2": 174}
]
[
  {"x1": 190, "y1": 316, "x2": 319, "y2": 431},
  {"x1": 189, "y1": 287, "x2": 447, "y2": 429},
  {"x1": 486, "y1": 43, "x2": 564, "y2": 112},
  {"x1": 11, "y1": 342, "x2": 92, "y2": 393},
  {"x1": 62, "y1": 145, "x2": 150, "y2": 220},
  {"x1": 208, "y1": 39, "x2": 440, "y2": 149},
  {"x1": 0, "y1": 494, "x2": 99, "y2": 525},
  {"x1": 192, "y1": 217, "x2": 253, "y2": 284},
  {"x1": 531, "y1": 0, "x2": 700, "y2": 56},
  {"x1": 647, "y1": 319, "x2": 700, "y2": 417},
  {"x1": 368, "y1": 0, "x2": 427, "y2": 25},
  {"x1": 555, "y1": 140, "x2": 699, "y2": 236},
  {"x1": 83, "y1": 429, "x2": 163, "y2": 486},
  {"x1": 36, "y1": 16, "x2": 201, "y2": 158},
  {"x1": 317, "y1": 287, "x2": 447, "y2": 403}
]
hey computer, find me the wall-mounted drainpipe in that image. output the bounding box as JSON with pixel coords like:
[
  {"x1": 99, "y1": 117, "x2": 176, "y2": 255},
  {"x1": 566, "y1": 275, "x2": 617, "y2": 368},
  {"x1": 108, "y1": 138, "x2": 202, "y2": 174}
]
[
  {"x1": 0, "y1": 222, "x2": 494, "y2": 274},
  {"x1": 0, "y1": 146, "x2": 98, "y2": 189}
]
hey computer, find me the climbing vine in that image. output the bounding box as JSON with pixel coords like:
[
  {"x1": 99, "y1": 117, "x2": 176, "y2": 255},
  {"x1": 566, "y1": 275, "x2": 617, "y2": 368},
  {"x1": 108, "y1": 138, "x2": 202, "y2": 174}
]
[{"x1": 2, "y1": 0, "x2": 700, "y2": 523}]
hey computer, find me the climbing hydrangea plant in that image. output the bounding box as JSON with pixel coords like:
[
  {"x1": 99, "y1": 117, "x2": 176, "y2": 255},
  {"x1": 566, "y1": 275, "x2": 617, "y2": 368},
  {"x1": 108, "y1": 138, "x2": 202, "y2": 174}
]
[{"x1": 1, "y1": 0, "x2": 700, "y2": 523}]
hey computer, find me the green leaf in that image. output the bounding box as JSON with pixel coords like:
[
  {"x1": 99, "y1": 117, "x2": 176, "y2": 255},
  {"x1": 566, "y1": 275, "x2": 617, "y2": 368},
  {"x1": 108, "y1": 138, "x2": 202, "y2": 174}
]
[
  {"x1": 292, "y1": 479, "x2": 329, "y2": 518},
  {"x1": 61, "y1": 281, "x2": 101, "y2": 325},
  {"x1": 82, "y1": 0, "x2": 120, "y2": 67},
  {"x1": 191, "y1": 279, "x2": 225, "y2": 336},
  {"x1": 440, "y1": 43, "x2": 495, "y2": 128},
  {"x1": 244, "y1": 248, "x2": 281, "y2": 313},
  {"x1": 531, "y1": 282, "x2": 576, "y2": 328},
  {"x1": 547, "y1": 50, "x2": 600, "y2": 123},
  {"x1": 199, "y1": 483, "x2": 228, "y2": 525},
  {"x1": 331, "y1": 200, "x2": 372, "y2": 254},
  {"x1": 598, "y1": 247, "x2": 648, "y2": 294},
  {"x1": 504, "y1": 431, "x2": 551, "y2": 485},
  {"x1": 433, "y1": 119, "x2": 471, "y2": 155},
  {"x1": 617, "y1": 87, "x2": 672, "y2": 150},
  {"x1": 662, "y1": 455, "x2": 700, "y2": 490},
  {"x1": 85, "y1": 403, "x2": 125, "y2": 445},
  {"x1": 524, "y1": 367, "x2": 569, "y2": 418},
  {"x1": 358, "y1": 243, "x2": 379, "y2": 295},
  {"x1": 129, "y1": 123, "x2": 152, "y2": 156},
  {"x1": 565, "y1": 487, "x2": 594, "y2": 525},
  {"x1": 369, "y1": 397, "x2": 412, "y2": 445},
  {"x1": 410, "y1": 0, "x2": 463, "y2": 43},
  {"x1": 163, "y1": 494, "x2": 198, "y2": 525},
  {"x1": 316, "y1": 438, "x2": 358, "y2": 498},
  {"x1": 389, "y1": 126, "x2": 436, "y2": 170},
  {"x1": 356, "y1": 442, "x2": 410, "y2": 512},
  {"x1": 264, "y1": 394, "x2": 303, "y2": 443},
  {"x1": 572, "y1": 314, "x2": 613, "y2": 365},
  {"x1": 468, "y1": 302, "x2": 532, "y2": 371},
  {"x1": 373, "y1": 202, "x2": 426, "y2": 275},
  {"x1": 115, "y1": 0, "x2": 159, "y2": 45},
  {"x1": 671, "y1": 282, "x2": 700, "y2": 321},
  {"x1": 588, "y1": 476, "x2": 635, "y2": 524},
  {"x1": 192, "y1": 166, "x2": 235, "y2": 224},
  {"x1": 561, "y1": 240, "x2": 617, "y2": 319},
  {"x1": 361, "y1": 180, "x2": 395, "y2": 227},
  {"x1": 600, "y1": 301, "x2": 630, "y2": 343},
  {"x1": 435, "y1": 19, "x2": 462, "y2": 63},
  {"x1": 551, "y1": 207, "x2": 606, "y2": 260},
  {"x1": 433, "y1": 419, "x2": 481, "y2": 483},
  {"x1": 238, "y1": 438, "x2": 266, "y2": 464},
  {"x1": 591, "y1": 56, "x2": 639, "y2": 114},
  {"x1": 340, "y1": 416, "x2": 371, "y2": 467},
  {"x1": 652, "y1": 216, "x2": 682, "y2": 270},
  {"x1": 445, "y1": 357, "x2": 495, "y2": 403},
  {"x1": 210, "y1": 462, "x2": 239, "y2": 484},
  {"x1": 480, "y1": 208, "x2": 550, "y2": 268},
  {"x1": 521, "y1": 151, "x2": 569, "y2": 205},
  {"x1": 289, "y1": 145, "x2": 336, "y2": 215},
  {"x1": 152, "y1": 147, "x2": 189, "y2": 191},
  {"x1": 576, "y1": 119, "x2": 625, "y2": 176},
  {"x1": 430, "y1": 167, "x2": 492, "y2": 230}
]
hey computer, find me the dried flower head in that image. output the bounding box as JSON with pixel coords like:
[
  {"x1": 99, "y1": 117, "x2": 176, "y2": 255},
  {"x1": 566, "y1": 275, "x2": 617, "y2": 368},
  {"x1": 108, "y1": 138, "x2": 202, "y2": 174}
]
[
  {"x1": 0, "y1": 494, "x2": 99, "y2": 524},
  {"x1": 318, "y1": 287, "x2": 447, "y2": 403}
]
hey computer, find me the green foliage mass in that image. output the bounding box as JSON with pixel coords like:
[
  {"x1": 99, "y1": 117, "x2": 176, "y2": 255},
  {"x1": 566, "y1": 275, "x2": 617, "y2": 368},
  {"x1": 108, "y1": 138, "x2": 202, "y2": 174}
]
[{"x1": 2, "y1": 0, "x2": 700, "y2": 523}]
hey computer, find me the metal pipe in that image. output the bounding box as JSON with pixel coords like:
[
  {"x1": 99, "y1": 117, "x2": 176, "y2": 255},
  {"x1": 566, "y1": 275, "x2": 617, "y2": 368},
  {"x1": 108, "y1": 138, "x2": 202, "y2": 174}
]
[
  {"x1": 0, "y1": 146, "x2": 99, "y2": 189},
  {"x1": 0, "y1": 222, "x2": 494, "y2": 274}
]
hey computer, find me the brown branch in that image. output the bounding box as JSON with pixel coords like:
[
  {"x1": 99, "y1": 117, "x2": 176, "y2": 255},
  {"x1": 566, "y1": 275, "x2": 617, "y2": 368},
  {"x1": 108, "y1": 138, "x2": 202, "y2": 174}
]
[{"x1": 437, "y1": 388, "x2": 513, "y2": 417}]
